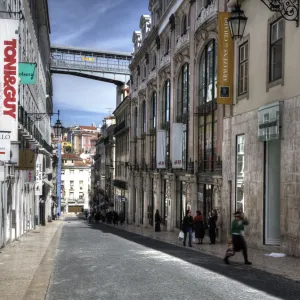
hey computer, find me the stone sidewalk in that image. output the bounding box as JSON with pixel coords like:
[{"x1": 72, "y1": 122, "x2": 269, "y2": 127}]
[
  {"x1": 0, "y1": 219, "x2": 63, "y2": 300},
  {"x1": 81, "y1": 215, "x2": 300, "y2": 283}
]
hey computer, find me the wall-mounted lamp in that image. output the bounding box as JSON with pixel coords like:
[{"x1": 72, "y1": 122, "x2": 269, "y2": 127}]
[{"x1": 228, "y1": 0, "x2": 248, "y2": 39}]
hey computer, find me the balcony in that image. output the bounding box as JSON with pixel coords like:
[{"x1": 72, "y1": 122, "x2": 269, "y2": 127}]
[
  {"x1": 113, "y1": 120, "x2": 127, "y2": 136},
  {"x1": 148, "y1": 68, "x2": 157, "y2": 82},
  {"x1": 159, "y1": 53, "x2": 170, "y2": 70},
  {"x1": 175, "y1": 31, "x2": 190, "y2": 54},
  {"x1": 198, "y1": 157, "x2": 222, "y2": 173},
  {"x1": 197, "y1": 99, "x2": 217, "y2": 116},
  {"x1": 195, "y1": 0, "x2": 218, "y2": 32}
]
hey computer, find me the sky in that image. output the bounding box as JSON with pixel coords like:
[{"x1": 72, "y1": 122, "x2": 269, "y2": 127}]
[{"x1": 48, "y1": 0, "x2": 149, "y2": 127}]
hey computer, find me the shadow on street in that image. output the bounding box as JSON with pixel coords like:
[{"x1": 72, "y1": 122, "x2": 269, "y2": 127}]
[{"x1": 72, "y1": 217, "x2": 300, "y2": 300}]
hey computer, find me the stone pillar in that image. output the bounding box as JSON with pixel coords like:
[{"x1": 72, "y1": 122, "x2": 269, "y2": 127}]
[
  {"x1": 135, "y1": 173, "x2": 140, "y2": 226},
  {"x1": 153, "y1": 173, "x2": 161, "y2": 231},
  {"x1": 167, "y1": 174, "x2": 176, "y2": 231},
  {"x1": 143, "y1": 174, "x2": 149, "y2": 227},
  {"x1": 127, "y1": 171, "x2": 135, "y2": 224}
]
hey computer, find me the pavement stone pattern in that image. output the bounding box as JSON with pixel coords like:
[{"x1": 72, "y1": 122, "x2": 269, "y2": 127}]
[
  {"x1": 77, "y1": 214, "x2": 300, "y2": 283},
  {"x1": 0, "y1": 219, "x2": 63, "y2": 300},
  {"x1": 47, "y1": 216, "x2": 300, "y2": 300}
]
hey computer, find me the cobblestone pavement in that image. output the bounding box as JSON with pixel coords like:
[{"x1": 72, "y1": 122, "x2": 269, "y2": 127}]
[
  {"x1": 47, "y1": 216, "x2": 300, "y2": 300},
  {"x1": 0, "y1": 219, "x2": 63, "y2": 300},
  {"x1": 78, "y1": 214, "x2": 300, "y2": 283}
]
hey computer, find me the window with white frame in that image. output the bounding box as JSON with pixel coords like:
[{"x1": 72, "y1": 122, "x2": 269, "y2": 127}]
[
  {"x1": 238, "y1": 42, "x2": 248, "y2": 95},
  {"x1": 70, "y1": 169, "x2": 74, "y2": 175},
  {"x1": 269, "y1": 19, "x2": 283, "y2": 82},
  {"x1": 69, "y1": 192, "x2": 74, "y2": 200}
]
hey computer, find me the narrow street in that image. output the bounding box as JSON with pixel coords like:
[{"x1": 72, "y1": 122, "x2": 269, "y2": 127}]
[{"x1": 45, "y1": 217, "x2": 300, "y2": 300}]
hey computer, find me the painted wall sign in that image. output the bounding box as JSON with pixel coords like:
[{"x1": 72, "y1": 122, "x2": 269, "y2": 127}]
[
  {"x1": 0, "y1": 19, "x2": 19, "y2": 141},
  {"x1": 19, "y1": 62, "x2": 37, "y2": 84},
  {"x1": 217, "y1": 12, "x2": 234, "y2": 105},
  {"x1": 0, "y1": 130, "x2": 11, "y2": 161}
]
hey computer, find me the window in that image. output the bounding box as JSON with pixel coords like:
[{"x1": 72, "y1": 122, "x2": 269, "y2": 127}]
[
  {"x1": 61, "y1": 170, "x2": 65, "y2": 175},
  {"x1": 165, "y1": 37, "x2": 169, "y2": 55},
  {"x1": 177, "y1": 63, "x2": 189, "y2": 168},
  {"x1": 199, "y1": 40, "x2": 217, "y2": 104},
  {"x1": 79, "y1": 192, "x2": 83, "y2": 200},
  {"x1": 269, "y1": 19, "x2": 283, "y2": 83},
  {"x1": 238, "y1": 42, "x2": 248, "y2": 95},
  {"x1": 152, "y1": 92, "x2": 157, "y2": 129},
  {"x1": 134, "y1": 107, "x2": 138, "y2": 137},
  {"x1": 79, "y1": 180, "x2": 83, "y2": 190},
  {"x1": 236, "y1": 135, "x2": 245, "y2": 212},
  {"x1": 70, "y1": 170, "x2": 74, "y2": 175},
  {"x1": 70, "y1": 181, "x2": 74, "y2": 189},
  {"x1": 182, "y1": 15, "x2": 187, "y2": 35},
  {"x1": 142, "y1": 101, "x2": 146, "y2": 134},
  {"x1": 162, "y1": 79, "x2": 170, "y2": 123}
]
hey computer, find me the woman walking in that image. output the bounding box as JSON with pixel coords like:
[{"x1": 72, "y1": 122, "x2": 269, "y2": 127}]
[
  {"x1": 224, "y1": 211, "x2": 252, "y2": 265},
  {"x1": 154, "y1": 209, "x2": 161, "y2": 232},
  {"x1": 182, "y1": 210, "x2": 194, "y2": 247},
  {"x1": 208, "y1": 210, "x2": 218, "y2": 244},
  {"x1": 194, "y1": 210, "x2": 205, "y2": 244}
]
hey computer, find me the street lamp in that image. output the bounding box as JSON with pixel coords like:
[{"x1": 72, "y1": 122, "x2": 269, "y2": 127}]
[
  {"x1": 228, "y1": 1, "x2": 248, "y2": 39},
  {"x1": 53, "y1": 110, "x2": 63, "y2": 138}
]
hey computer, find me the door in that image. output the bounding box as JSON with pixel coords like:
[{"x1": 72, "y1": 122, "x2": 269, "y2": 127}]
[{"x1": 265, "y1": 139, "x2": 280, "y2": 245}]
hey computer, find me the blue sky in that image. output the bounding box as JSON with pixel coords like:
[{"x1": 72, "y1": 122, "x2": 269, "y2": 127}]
[{"x1": 48, "y1": 0, "x2": 149, "y2": 127}]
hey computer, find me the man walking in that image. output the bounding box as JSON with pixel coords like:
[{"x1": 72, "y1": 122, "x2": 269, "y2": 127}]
[{"x1": 224, "y1": 211, "x2": 252, "y2": 265}]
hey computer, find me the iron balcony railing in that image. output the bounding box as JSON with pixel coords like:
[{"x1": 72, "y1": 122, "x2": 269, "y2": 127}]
[
  {"x1": 113, "y1": 120, "x2": 127, "y2": 135},
  {"x1": 113, "y1": 179, "x2": 128, "y2": 190}
]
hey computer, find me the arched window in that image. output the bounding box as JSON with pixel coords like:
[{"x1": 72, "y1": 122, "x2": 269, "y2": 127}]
[
  {"x1": 199, "y1": 39, "x2": 217, "y2": 104},
  {"x1": 198, "y1": 39, "x2": 218, "y2": 177},
  {"x1": 153, "y1": 53, "x2": 157, "y2": 69},
  {"x1": 177, "y1": 63, "x2": 189, "y2": 117},
  {"x1": 177, "y1": 63, "x2": 189, "y2": 169}
]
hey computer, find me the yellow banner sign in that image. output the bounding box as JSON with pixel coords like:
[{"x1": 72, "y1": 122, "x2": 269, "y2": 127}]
[
  {"x1": 16, "y1": 149, "x2": 35, "y2": 170},
  {"x1": 82, "y1": 56, "x2": 95, "y2": 62},
  {"x1": 217, "y1": 12, "x2": 234, "y2": 105}
]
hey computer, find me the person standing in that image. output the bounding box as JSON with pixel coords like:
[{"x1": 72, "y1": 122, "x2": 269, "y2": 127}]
[
  {"x1": 208, "y1": 210, "x2": 218, "y2": 244},
  {"x1": 154, "y1": 209, "x2": 161, "y2": 232},
  {"x1": 224, "y1": 211, "x2": 252, "y2": 265},
  {"x1": 194, "y1": 210, "x2": 205, "y2": 244},
  {"x1": 182, "y1": 210, "x2": 193, "y2": 247}
]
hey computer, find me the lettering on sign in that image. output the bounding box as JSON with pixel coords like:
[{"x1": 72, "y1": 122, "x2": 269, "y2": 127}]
[
  {"x1": 158, "y1": 161, "x2": 165, "y2": 166},
  {"x1": 174, "y1": 160, "x2": 182, "y2": 165},
  {"x1": 3, "y1": 39, "x2": 17, "y2": 119}
]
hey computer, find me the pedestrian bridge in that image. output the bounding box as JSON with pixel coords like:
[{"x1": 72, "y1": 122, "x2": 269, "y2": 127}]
[{"x1": 50, "y1": 45, "x2": 132, "y2": 86}]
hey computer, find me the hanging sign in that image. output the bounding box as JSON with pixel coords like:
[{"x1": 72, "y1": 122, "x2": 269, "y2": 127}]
[
  {"x1": 16, "y1": 149, "x2": 35, "y2": 170},
  {"x1": 217, "y1": 12, "x2": 234, "y2": 105},
  {"x1": 35, "y1": 154, "x2": 43, "y2": 196},
  {"x1": 156, "y1": 130, "x2": 166, "y2": 169},
  {"x1": 171, "y1": 123, "x2": 183, "y2": 169},
  {"x1": 0, "y1": 131, "x2": 11, "y2": 161},
  {"x1": 19, "y1": 62, "x2": 37, "y2": 84},
  {"x1": 0, "y1": 19, "x2": 19, "y2": 141}
]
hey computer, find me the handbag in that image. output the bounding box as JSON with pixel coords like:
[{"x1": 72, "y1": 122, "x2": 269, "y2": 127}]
[{"x1": 178, "y1": 230, "x2": 184, "y2": 240}]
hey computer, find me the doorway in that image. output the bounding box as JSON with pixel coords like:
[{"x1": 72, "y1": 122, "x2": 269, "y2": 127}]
[{"x1": 264, "y1": 139, "x2": 280, "y2": 245}]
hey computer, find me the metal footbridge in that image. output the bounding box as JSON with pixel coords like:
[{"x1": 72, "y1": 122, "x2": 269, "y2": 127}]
[{"x1": 50, "y1": 45, "x2": 132, "y2": 86}]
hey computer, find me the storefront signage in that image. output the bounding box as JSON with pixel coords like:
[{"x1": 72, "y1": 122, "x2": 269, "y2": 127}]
[
  {"x1": 0, "y1": 19, "x2": 19, "y2": 141},
  {"x1": 217, "y1": 12, "x2": 234, "y2": 105},
  {"x1": 16, "y1": 149, "x2": 35, "y2": 170},
  {"x1": 171, "y1": 123, "x2": 183, "y2": 169},
  {"x1": 0, "y1": 130, "x2": 11, "y2": 161},
  {"x1": 82, "y1": 57, "x2": 95, "y2": 62},
  {"x1": 156, "y1": 130, "x2": 166, "y2": 169},
  {"x1": 19, "y1": 62, "x2": 37, "y2": 84},
  {"x1": 258, "y1": 101, "x2": 280, "y2": 141},
  {"x1": 35, "y1": 154, "x2": 43, "y2": 196}
]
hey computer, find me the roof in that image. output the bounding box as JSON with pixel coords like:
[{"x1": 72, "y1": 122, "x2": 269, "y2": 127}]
[
  {"x1": 74, "y1": 161, "x2": 89, "y2": 167},
  {"x1": 79, "y1": 125, "x2": 97, "y2": 130},
  {"x1": 62, "y1": 154, "x2": 81, "y2": 160}
]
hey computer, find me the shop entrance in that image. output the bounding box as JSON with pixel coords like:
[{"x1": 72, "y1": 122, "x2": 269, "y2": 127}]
[{"x1": 264, "y1": 139, "x2": 280, "y2": 245}]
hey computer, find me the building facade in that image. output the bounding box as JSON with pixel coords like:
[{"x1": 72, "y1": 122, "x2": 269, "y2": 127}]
[
  {"x1": 61, "y1": 154, "x2": 91, "y2": 213},
  {"x1": 0, "y1": 0, "x2": 54, "y2": 247},
  {"x1": 222, "y1": 0, "x2": 300, "y2": 256},
  {"x1": 128, "y1": 0, "x2": 226, "y2": 234}
]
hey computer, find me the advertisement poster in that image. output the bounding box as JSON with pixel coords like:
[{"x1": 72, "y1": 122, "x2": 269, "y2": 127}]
[
  {"x1": 171, "y1": 123, "x2": 183, "y2": 169},
  {"x1": 156, "y1": 130, "x2": 166, "y2": 169}
]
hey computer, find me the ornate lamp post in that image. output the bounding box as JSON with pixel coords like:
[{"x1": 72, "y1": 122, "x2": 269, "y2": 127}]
[
  {"x1": 228, "y1": 1, "x2": 248, "y2": 39},
  {"x1": 53, "y1": 110, "x2": 64, "y2": 217}
]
